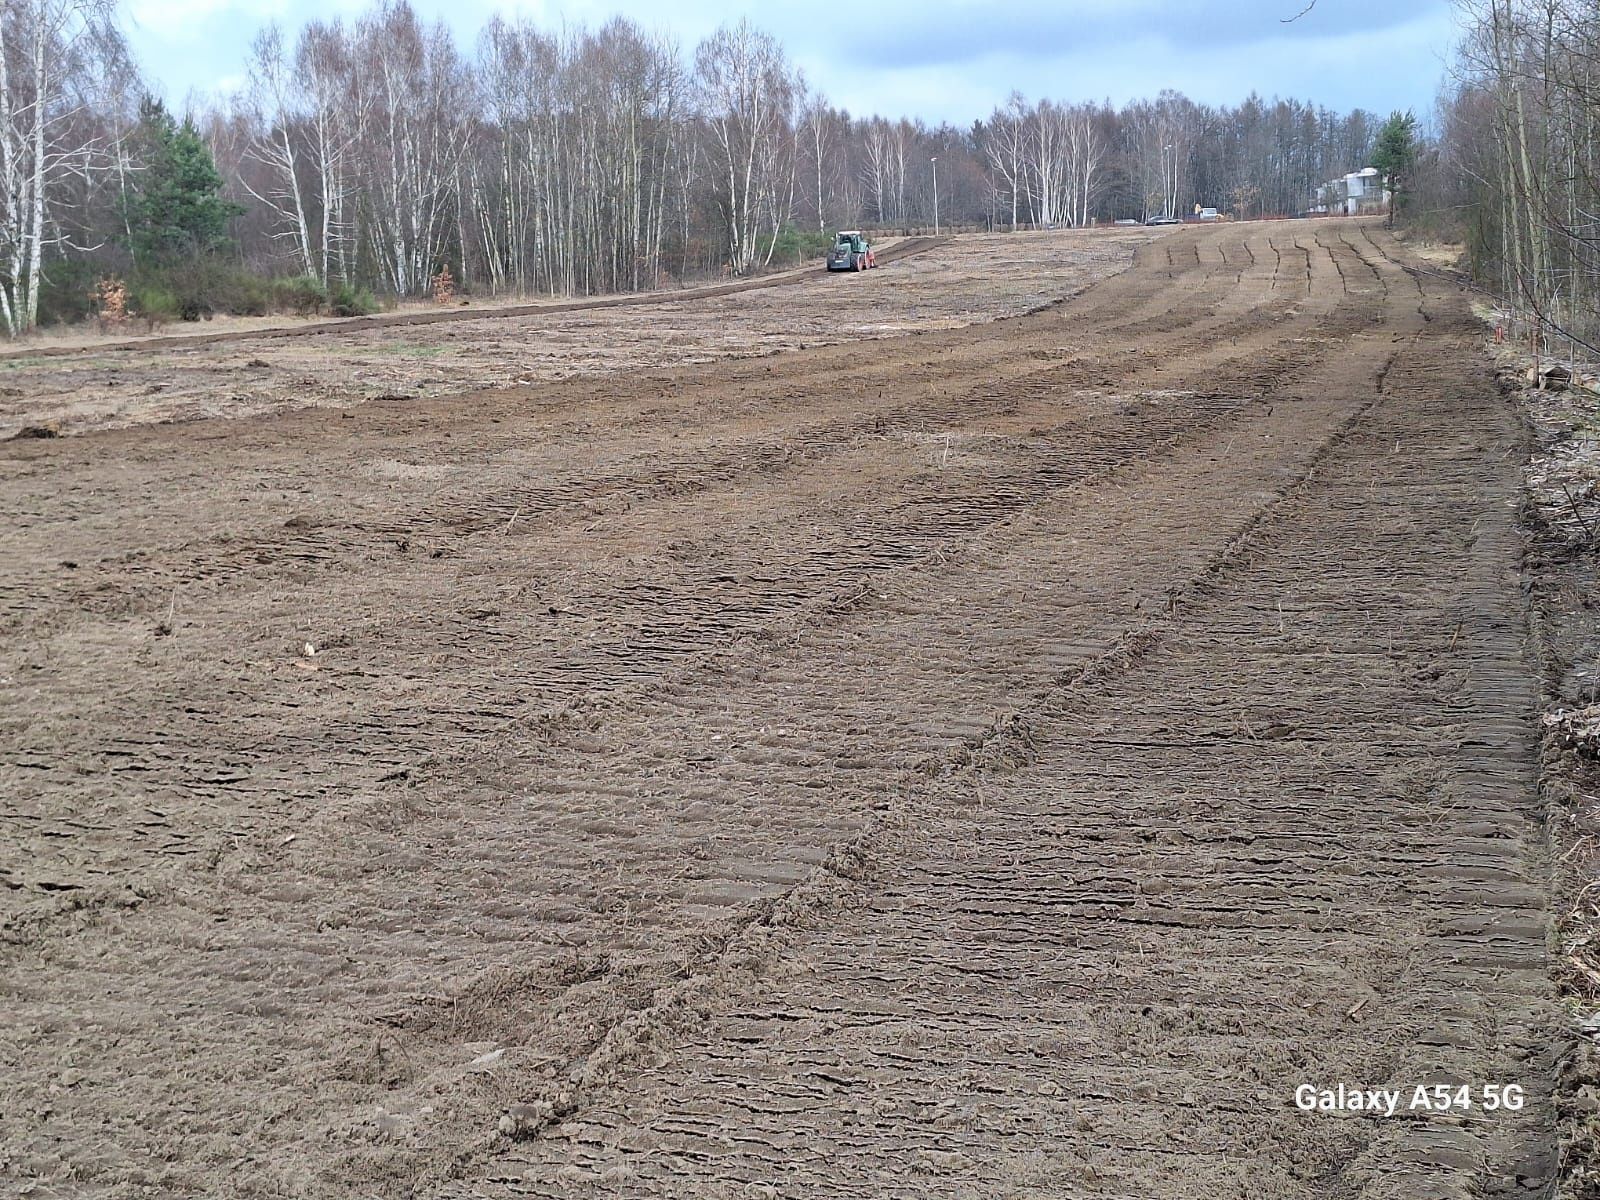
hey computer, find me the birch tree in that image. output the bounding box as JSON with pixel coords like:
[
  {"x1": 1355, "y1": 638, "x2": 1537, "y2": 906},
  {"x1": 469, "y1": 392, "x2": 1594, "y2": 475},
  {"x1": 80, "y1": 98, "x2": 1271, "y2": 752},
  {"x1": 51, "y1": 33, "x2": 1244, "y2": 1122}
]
[
  {"x1": 242, "y1": 25, "x2": 313, "y2": 277},
  {"x1": 1064, "y1": 106, "x2": 1104, "y2": 227},
  {"x1": 981, "y1": 93, "x2": 1028, "y2": 228},
  {"x1": 350, "y1": 1, "x2": 464, "y2": 295},
  {"x1": 798, "y1": 95, "x2": 849, "y2": 231},
  {"x1": 0, "y1": 0, "x2": 125, "y2": 334},
  {"x1": 694, "y1": 19, "x2": 798, "y2": 275},
  {"x1": 296, "y1": 21, "x2": 359, "y2": 284},
  {"x1": 1446, "y1": 0, "x2": 1600, "y2": 350}
]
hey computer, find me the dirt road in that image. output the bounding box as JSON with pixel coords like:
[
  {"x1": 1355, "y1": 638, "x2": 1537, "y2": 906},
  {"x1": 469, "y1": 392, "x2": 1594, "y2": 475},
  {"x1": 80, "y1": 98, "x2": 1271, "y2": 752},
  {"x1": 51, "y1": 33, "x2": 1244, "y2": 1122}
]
[{"x1": 0, "y1": 220, "x2": 1557, "y2": 1198}]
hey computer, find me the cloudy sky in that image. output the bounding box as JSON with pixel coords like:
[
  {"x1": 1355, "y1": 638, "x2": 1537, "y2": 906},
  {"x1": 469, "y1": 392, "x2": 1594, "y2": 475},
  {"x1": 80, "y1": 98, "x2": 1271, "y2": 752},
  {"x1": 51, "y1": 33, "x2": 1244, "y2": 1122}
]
[{"x1": 126, "y1": 0, "x2": 1461, "y2": 123}]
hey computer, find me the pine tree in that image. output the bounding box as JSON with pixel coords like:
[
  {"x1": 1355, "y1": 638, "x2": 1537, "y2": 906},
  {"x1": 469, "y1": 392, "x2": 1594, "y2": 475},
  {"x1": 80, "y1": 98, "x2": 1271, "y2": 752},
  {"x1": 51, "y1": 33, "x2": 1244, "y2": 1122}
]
[
  {"x1": 1371, "y1": 110, "x2": 1418, "y2": 228},
  {"x1": 129, "y1": 98, "x2": 245, "y2": 264}
]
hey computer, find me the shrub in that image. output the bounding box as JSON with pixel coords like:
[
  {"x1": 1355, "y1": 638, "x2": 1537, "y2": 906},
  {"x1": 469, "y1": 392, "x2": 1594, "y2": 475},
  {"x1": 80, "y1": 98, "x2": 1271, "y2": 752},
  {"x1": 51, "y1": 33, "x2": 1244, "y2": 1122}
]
[
  {"x1": 130, "y1": 282, "x2": 180, "y2": 324},
  {"x1": 36, "y1": 260, "x2": 99, "y2": 326},
  {"x1": 329, "y1": 282, "x2": 378, "y2": 317},
  {"x1": 162, "y1": 260, "x2": 236, "y2": 319},
  {"x1": 430, "y1": 264, "x2": 455, "y2": 304},
  {"x1": 763, "y1": 225, "x2": 836, "y2": 265},
  {"x1": 40, "y1": 257, "x2": 381, "y2": 330},
  {"x1": 93, "y1": 277, "x2": 130, "y2": 326},
  {"x1": 147, "y1": 260, "x2": 307, "y2": 320},
  {"x1": 273, "y1": 275, "x2": 328, "y2": 316},
  {"x1": 228, "y1": 273, "x2": 271, "y2": 317}
]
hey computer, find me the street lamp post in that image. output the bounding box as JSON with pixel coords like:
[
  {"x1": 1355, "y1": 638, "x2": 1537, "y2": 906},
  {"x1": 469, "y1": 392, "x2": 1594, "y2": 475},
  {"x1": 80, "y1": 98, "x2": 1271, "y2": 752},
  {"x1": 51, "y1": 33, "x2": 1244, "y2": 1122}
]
[
  {"x1": 1163, "y1": 143, "x2": 1174, "y2": 219},
  {"x1": 930, "y1": 156, "x2": 940, "y2": 236}
]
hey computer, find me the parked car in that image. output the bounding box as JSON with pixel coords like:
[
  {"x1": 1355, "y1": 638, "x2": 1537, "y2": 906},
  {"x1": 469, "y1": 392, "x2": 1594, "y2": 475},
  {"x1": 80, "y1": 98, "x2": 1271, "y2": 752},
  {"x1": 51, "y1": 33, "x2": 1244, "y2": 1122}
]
[
  {"x1": 1145, "y1": 214, "x2": 1181, "y2": 226},
  {"x1": 1197, "y1": 207, "x2": 1220, "y2": 221},
  {"x1": 827, "y1": 231, "x2": 876, "y2": 271}
]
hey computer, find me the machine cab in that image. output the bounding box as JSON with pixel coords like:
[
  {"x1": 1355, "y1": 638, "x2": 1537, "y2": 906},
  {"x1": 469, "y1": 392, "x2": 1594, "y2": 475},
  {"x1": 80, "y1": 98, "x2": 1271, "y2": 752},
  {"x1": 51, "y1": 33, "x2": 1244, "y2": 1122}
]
[{"x1": 827, "y1": 230, "x2": 874, "y2": 271}]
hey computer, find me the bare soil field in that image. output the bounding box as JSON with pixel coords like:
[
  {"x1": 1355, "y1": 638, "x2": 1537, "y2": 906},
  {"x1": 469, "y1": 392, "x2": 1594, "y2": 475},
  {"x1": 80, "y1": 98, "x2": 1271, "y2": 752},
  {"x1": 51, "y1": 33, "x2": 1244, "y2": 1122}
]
[
  {"x1": 0, "y1": 219, "x2": 1559, "y2": 1198},
  {"x1": 0, "y1": 230, "x2": 1148, "y2": 438}
]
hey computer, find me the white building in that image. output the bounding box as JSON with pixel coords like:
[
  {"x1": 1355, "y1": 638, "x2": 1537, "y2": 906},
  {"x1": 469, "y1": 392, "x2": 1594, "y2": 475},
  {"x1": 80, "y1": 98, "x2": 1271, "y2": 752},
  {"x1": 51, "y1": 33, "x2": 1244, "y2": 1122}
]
[{"x1": 1312, "y1": 167, "x2": 1389, "y2": 216}]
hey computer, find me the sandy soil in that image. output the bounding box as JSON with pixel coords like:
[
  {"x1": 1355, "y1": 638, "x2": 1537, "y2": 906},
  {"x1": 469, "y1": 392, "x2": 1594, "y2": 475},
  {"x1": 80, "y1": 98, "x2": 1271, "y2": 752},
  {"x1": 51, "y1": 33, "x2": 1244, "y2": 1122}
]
[
  {"x1": 1402, "y1": 238, "x2": 1470, "y2": 271},
  {"x1": 2, "y1": 237, "x2": 956, "y2": 358},
  {"x1": 0, "y1": 219, "x2": 1558, "y2": 1199},
  {"x1": 0, "y1": 230, "x2": 1150, "y2": 438}
]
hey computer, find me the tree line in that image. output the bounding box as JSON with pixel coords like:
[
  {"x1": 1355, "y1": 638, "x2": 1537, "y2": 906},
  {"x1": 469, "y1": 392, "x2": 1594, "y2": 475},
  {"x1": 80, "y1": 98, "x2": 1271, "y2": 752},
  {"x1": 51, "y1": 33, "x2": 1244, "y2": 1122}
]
[
  {"x1": 1430, "y1": 0, "x2": 1600, "y2": 352},
  {"x1": 2, "y1": 0, "x2": 1386, "y2": 336}
]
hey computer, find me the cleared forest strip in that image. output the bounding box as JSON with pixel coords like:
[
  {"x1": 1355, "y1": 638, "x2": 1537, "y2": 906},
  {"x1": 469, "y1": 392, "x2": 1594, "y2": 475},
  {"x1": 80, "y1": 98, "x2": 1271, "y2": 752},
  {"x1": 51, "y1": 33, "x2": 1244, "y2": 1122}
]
[
  {"x1": 0, "y1": 229, "x2": 1159, "y2": 438},
  {"x1": 0, "y1": 220, "x2": 1552, "y2": 1199},
  {"x1": 0, "y1": 238, "x2": 947, "y2": 362}
]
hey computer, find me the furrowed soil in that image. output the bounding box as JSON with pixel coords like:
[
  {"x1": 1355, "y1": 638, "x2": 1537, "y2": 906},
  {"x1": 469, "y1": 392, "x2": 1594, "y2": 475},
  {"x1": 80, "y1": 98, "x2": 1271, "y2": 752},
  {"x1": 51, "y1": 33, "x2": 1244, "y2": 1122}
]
[
  {"x1": 0, "y1": 220, "x2": 1561, "y2": 1199},
  {"x1": 0, "y1": 231, "x2": 1143, "y2": 438}
]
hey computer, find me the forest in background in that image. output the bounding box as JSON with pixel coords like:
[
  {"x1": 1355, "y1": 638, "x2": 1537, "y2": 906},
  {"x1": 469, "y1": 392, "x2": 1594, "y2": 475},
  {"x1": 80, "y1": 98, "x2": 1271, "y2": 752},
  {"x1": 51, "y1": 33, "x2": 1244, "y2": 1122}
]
[
  {"x1": 3, "y1": 0, "x2": 1396, "y2": 335},
  {"x1": 1441, "y1": 0, "x2": 1600, "y2": 352}
]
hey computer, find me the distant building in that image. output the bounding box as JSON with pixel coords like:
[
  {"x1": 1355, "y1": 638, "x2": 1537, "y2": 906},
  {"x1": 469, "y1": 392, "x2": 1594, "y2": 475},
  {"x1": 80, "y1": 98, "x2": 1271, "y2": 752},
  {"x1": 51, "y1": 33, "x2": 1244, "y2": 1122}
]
[{"x1": 1311, "y1": 167, "x2": 1388, "y2": 216}]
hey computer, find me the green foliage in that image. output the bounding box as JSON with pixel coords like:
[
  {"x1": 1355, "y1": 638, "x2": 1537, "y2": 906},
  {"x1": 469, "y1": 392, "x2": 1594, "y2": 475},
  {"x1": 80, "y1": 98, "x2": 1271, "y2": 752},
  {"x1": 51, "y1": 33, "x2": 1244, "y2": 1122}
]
[
  {"x1": 1372, "y1": 110, "x2": 1419, "y2": 223},
  {"x1": 130, "y1": 282, "x2": 181, "y2": 323},
  {"x1": 35, "y1": 260, "x2": 180, "y2": 327},
  {"x1": 35, "y1": 260, "x2": 99, "y2": 326},
  {"x1": 329, "y1": 282, "x2": 378, "y2": 317},
  {"x1": 161, "y1": 259, "x2": 258, "y2": 319},
  {"x1": 274, "y1": 276, "x2": 329, "y2": 316},
  {"x1": 153, "y1": 267, "x2": 375, "y2": 321},
  {"x1": 128, "y1": 98, "x2": 245, "y2": 264},
  {"x1": 762, "y1": 225, "x2": 835, "y2": 265},
  {"x1": 37, "y1": 259, "x2": 376, "y2": 327}
]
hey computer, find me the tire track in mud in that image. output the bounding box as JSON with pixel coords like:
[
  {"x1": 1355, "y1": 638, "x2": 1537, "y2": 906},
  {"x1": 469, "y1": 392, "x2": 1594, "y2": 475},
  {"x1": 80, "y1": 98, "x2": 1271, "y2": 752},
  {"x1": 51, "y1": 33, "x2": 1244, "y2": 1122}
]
[
  {"x1": 411, "y1": 349, "x2": 1419, "y2": 1196},
  {"x1": 0, "y1": 221, "x2": 1552, "y2": 1200},
  {"x1": 0, "y1": 225, "x2": 1376, "y2": 755},
  {"x1": 0, "y1": 226, "x2": 1372, "y2": 639},
  {"x1": 395, "y1": 236, "x2": 1427, "y2": 1189},
  {"x1": 0, "y1": 232, "x2": 1164, "y2": 441},
  {"x1": 447, "y1": 251, "x2": 1554, "y2": 1200},
  {"x1": 0, "y1": 234, "x2": 1386, "y2": 933},
  {"x1": 0, "y1": 226, "x2": 1387, "y2": 924}
]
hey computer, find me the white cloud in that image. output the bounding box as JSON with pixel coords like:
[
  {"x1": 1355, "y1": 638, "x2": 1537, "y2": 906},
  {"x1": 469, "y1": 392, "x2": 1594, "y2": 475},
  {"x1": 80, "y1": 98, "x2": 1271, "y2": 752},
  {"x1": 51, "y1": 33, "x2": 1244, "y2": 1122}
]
[
  {"x1": 123, "y1": 0, "x2": 1461, "y2": 122},
  {"x1": 808, "y1": 5, "x2": 1458, "y2": 122},
  {"x1": 127, "y1": 0, "x2": 293, "y2": 40}
]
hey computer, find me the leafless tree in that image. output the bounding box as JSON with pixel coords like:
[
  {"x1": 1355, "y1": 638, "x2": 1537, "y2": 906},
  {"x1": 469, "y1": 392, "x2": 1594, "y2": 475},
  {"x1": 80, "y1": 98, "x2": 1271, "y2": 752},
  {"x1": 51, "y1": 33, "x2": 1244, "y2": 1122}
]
[
  {"x1": 1448, "y1": 0, "x2": 1600, "y2": 351},
  {"x1": 980, "y1": 93, "x2": 1028, "y2": 229},
  {"x1": 242, "y1": 25, "x2": 313, "y2": 277},
  {"x1": 0, "y1": 0, "x2": 127, "y2": 333},
  {"x1": 694, "y1": 19, "x2": 799, "y2": 274},
  {"x1": 7, "y1": 1, "x2": 1401, "y2": 324}
]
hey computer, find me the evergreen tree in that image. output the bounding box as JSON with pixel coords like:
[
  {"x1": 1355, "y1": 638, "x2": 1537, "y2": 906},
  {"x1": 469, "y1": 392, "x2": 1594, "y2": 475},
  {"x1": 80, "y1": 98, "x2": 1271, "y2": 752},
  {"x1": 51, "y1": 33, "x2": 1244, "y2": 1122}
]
[
  {"x1": 129, "y1": 98, "x2": 244, "y2": 263},
  {"x1": 1371, "y1": 110, "x2": 1418, "y2": 228}
]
